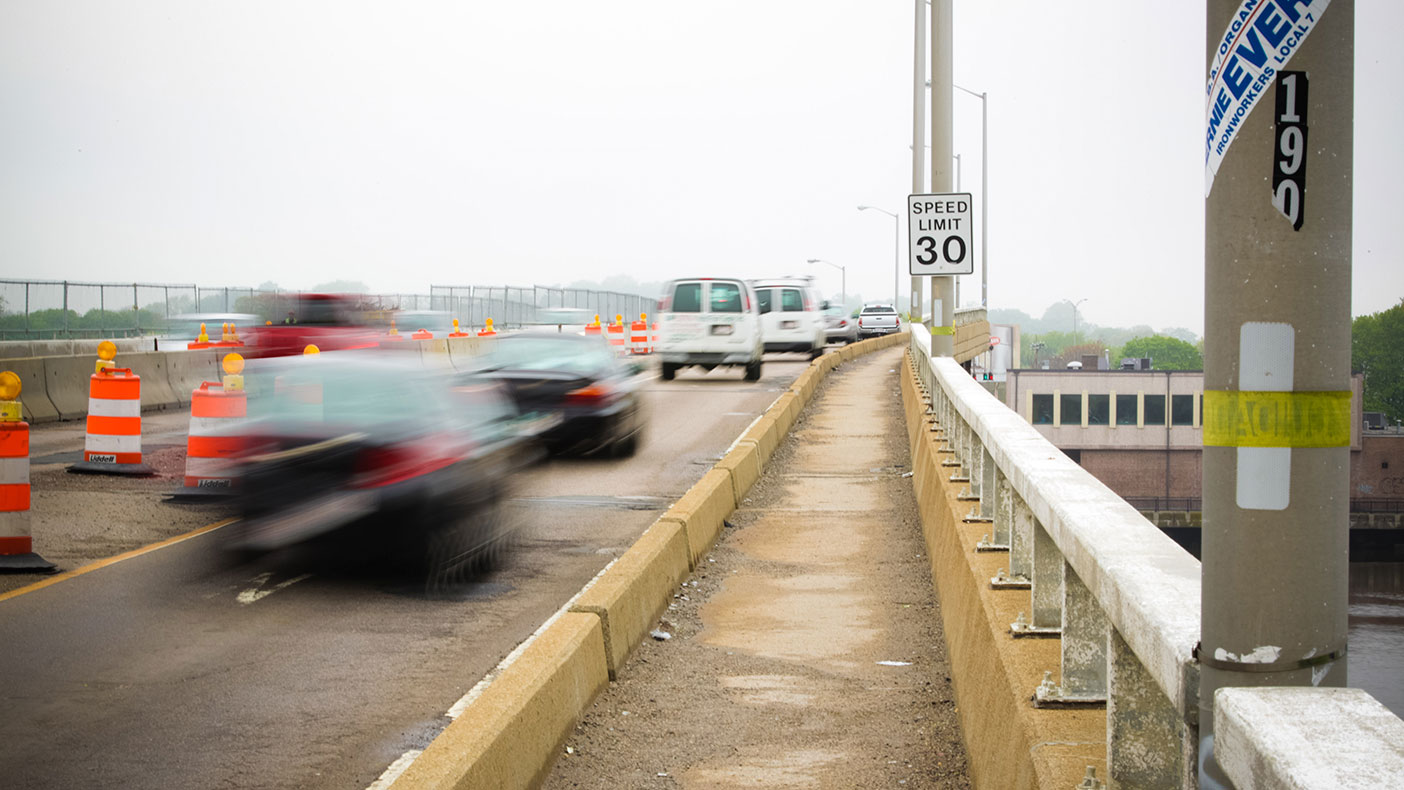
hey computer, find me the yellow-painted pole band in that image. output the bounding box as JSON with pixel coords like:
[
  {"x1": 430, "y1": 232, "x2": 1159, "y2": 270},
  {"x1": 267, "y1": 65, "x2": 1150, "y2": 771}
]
[
  {"x1": 1202, "y1": 390, "x2": 1352, "y2": 448},
  {"x1": 930, "y1": 326, "x2": 955, "y2": 336}
]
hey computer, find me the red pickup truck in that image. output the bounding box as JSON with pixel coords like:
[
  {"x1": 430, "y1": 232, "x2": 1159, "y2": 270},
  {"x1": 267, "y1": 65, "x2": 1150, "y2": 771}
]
[{"x1": 243, "y1": 294, "x2": 384, "y2": 358}]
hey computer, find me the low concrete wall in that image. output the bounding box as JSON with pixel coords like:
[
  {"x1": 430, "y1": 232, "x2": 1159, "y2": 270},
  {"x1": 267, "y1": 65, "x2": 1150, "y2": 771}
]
[
  {"x1": 570, "y1": 520, "x2": 690, "y2": 679},
  {"x1": 901, "y1": 353, "x2": 1105, "y2": 789},
  {"x1": 391, "y1": 613, "x2": 610, "y2": 790}
]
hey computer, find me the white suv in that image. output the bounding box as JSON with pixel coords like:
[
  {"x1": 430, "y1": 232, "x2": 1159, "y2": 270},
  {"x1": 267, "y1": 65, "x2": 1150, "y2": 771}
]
[
  {"x1": 655, "y1": 277, "x2": 764, "y2": 381},
  {"x1": 749, "y1": 277, "x2": 826, "y2": 360}
]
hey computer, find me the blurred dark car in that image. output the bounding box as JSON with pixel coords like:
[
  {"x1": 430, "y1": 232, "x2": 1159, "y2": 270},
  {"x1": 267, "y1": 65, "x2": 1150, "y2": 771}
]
[
  {"x1": 225, "y1": 353, "x2": 537, "y2": 583},
  {"x1": 464, "y1": 331, "x2": 646, "y2": 457}
]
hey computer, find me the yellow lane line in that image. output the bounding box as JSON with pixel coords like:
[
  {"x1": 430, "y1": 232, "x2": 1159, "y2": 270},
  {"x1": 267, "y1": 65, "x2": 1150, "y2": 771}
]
[{"x1": 0, "y1": 517, "x2": 238, "y2": 604}]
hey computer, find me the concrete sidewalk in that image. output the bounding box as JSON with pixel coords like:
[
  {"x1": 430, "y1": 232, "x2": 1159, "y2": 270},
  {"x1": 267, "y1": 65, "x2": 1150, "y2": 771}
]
[{"x1": 545, "y1": 346, "x2": 971, "y2": 789}]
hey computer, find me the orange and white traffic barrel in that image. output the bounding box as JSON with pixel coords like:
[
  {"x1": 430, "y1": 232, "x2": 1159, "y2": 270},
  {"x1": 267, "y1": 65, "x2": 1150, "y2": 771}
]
[
  {"x1": 606, "y1": 315, "x2": 626, "y2": 352},
  {"x1": 69, "y1": 342, "x2": 153, "y2": 476},
  {"x1": 411, "y1": 328, "x2": 433, "y2": 340},
  {"x1": 584, "y1": 315, "x2": 603, "y2": 337},
  {"x1": 651, "y1": 321, "x2": 659, "y2": 350},
  {"x1": 0, "y1": 371, "x2": 55, "y2": 573},
  {"x1": 187, "y1": 322, "x2": 214, "y2": 350},
  {"x1": 478, "y1": 317, "x2": 498, "y2": 337},
  {"x1": 630, "y1": 314, "x2": 650, "y2": 355},
  {"x1": 448, "y1": 319, "x2": 470, "y2": 338},
  {"x1": 173, "y1": 354, "x2": 246, "y2": 499}
]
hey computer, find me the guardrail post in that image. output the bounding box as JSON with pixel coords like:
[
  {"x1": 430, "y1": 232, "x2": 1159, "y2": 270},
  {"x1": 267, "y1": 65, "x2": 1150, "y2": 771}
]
[
  {"x1": 1035, "y1": 562, "x2": 1107, "y2": 705},
  {"x1": 1013, "y1": 517, "x2": 1062, "y2": 636},
  {"x1": 1108, "y1": 628, "x2": 1192, "y2": 789}
]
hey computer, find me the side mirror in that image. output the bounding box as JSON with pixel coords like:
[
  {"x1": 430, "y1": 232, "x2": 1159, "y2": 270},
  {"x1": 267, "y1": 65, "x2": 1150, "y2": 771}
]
[{"x1": 821, "y1": 300, "x2": 831, "y2": 310}]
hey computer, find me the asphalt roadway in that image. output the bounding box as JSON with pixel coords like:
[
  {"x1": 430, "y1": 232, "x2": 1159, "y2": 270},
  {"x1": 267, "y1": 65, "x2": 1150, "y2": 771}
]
[{"x1": 0, "y1": 353, "x2": 820, "y2": 789}]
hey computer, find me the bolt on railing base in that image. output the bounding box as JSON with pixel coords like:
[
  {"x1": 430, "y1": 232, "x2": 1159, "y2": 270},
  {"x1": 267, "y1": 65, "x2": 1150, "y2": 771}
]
[
  {"x1": 1033, "y1": 671, "x2": 1106, "y2": 708},
  {"x1": 1010, "y1": 612, "x2": 1060, "y2": 638},
  {"x1": 964, "y1": 507, "x2": 994, "y2": 523},
  {"x1": 990, "y1": 569, "x2": 1030, "y2": 589},
  {"x1": 957, "y1": 486, "x2": 980, "y2": 501},
  {"x1": 1075, "y1": 766, "x2": 1106, "y2": 790},
  {"x1": 975, "y1": 533, "x2": 1007, "y2": 549}
]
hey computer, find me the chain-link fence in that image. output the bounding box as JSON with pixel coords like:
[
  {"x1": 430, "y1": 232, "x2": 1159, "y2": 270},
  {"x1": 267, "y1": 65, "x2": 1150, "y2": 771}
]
[
  {"x1": 430, "y1": 285, "x2": 658, "y2": 330},
  {"x1": 0, "y1": 279, "x2": 658, "y2": 339}
]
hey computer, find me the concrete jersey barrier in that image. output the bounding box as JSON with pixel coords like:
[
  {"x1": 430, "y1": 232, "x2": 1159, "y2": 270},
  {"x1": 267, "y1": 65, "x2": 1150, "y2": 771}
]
[{"x1": 390, "y1": 329, "x2": 907, "y2": 790}]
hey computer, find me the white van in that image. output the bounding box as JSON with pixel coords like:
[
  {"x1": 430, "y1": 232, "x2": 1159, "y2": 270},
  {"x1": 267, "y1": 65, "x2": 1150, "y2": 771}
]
[
  {"x1": 655, "y1": 277, "x2": 764, "y2": 381},
  {"x1": 750, "y1": 277, "x2": 826, "y2": 359}
]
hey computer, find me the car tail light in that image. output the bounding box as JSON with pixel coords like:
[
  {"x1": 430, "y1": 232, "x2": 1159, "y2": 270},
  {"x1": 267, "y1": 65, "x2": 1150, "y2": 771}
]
[
  {"x1": 895, "y1": 316, "x2": 901, "y2": 327},
  {"x1": 566, "y1": 382, "x2": 617, "y2": 404},
  {"x1": 858, "y1": 318, "x2": 864, "y2": 328},
  {"x1": 352, "y1": 440, "x2": 460, "y2": 489},
  {"x1": 838, "y1": 319, "x2": 847, "y2": 327}
]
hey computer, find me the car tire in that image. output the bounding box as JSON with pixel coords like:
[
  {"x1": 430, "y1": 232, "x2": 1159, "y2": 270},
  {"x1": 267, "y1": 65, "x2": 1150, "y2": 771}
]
[
  {"x1": 808, "y1": 344, "x2": 823, "y2": 360},
  {"x1": 611, "y1": 430, "x2": 639, "y2": 458},
  {"x1": 660, "y1": 362, "x2": 677, "y2": 381},
  {"x1": 744, "y1": 359, "x2": 762, "y2": 381}
]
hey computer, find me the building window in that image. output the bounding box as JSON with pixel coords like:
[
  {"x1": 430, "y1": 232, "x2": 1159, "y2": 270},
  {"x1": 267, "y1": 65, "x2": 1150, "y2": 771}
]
[
  {"x1": 1032, "y1": 394, "x2": 1054, "y2": 425},
  {"x1": 1116, "y1": 394, "x2": 1138, "y2": 425},
  {"x1": 1172, "y1": 394, "x2": 1195, "y2": 426},
  {"x1": 1061, "y1": 393, "x2": 1082, "y2": 426},
  {"x1": 1144, "y1": 394, "x2": 1166, "y2": 426},
  {"x1": 1063, "y1": 448, "x2": 1082, "y2": 464},
  {"x1": 1087, "y1": 394, "x2": 1110, "y2": 426}
]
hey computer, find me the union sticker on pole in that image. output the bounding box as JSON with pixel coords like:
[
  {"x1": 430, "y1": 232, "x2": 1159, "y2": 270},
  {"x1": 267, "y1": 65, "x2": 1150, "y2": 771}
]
[{"x1": 908, "y1": 193, "x2": 974, "y2": 276}]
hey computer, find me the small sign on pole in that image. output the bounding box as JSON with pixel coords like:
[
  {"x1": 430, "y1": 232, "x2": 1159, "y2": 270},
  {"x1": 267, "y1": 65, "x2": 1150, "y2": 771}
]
[{"x1": 908, "y1": 193, "x2": 974, "y2": 276}]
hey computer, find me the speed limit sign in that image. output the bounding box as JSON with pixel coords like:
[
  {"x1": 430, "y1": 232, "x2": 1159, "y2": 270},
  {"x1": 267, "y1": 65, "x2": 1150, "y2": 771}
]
[{"x1": 908, "y1": 193, "x2": 974, "y2": 276}]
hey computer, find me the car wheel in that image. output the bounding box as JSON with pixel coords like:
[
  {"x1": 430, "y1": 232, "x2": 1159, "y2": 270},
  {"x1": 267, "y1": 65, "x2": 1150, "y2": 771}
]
[
  {"x1": 611, "y1": 429, "x2": 639, "y2": 458},
  {"x1": 808, "y1": 344, "x2": 823, "y2": 360},
  {"x1": 660, "y1": 362, "x2": 677, "y2": 381},
  {"x1": 744, "y1": 359, "x2": 762, "y2": 381}
]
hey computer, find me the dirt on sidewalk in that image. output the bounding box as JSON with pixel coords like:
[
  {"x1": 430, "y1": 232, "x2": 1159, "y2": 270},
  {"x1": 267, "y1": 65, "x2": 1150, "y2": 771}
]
[{"x1": 545, "y1": 347, "x2": 971, "y2": 789}]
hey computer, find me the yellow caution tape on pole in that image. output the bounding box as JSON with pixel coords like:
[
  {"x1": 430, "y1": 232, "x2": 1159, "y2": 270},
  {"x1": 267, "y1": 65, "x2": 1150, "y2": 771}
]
[
  {"x1": 930, "y1": 326, "x2": 955, "y2": 336},
  {"x1": 1202, "y1": 390, "x2": 1351, "y2": 448}
]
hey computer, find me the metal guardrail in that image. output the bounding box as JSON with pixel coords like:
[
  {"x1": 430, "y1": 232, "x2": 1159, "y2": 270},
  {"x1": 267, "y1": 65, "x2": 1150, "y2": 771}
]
[
  {"x1": 906, "y1": 328, "x2": 1404, "y2": 788},
  {"x1": 0, "y1": 279, "x2": 656, "y2": 339}
]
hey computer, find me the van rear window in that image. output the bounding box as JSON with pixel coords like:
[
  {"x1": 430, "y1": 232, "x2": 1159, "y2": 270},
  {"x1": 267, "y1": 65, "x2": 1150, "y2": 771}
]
[
  {"x1": 781, "y1": 288, "x2": 803, "y2": 312},
  {"x1": 756, "y1": 289, "x2": 773, "y2": 313},
  {"x1": 709, "y1": 282, "x2": 742, "y2": 313},
  {"x1": 671, "y1": 283, "x2": 702, "y2": 313}
]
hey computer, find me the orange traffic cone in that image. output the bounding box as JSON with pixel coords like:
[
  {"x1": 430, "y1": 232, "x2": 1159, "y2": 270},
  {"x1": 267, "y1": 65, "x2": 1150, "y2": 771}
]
[
  {"x1": 69, "y1": 342, "x2": 153, "y2": 476},
  {"x1": 0, "y1": 371, "x2": 55, "y2": 573}
]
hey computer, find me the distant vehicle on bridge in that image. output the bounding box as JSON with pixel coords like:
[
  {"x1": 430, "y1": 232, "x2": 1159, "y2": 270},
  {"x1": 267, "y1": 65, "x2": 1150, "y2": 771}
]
[
  {"x1": 243, "y1": 293, "x2": 383, "y2": 357},
  {"x1": 655, "y1": 277, "x2": 764, "y2": 381}
]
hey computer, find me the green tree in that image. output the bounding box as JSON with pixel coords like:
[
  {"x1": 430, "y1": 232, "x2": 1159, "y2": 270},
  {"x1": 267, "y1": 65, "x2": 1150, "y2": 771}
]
[
  {"x1": 1353, "y1": 300, "x2": 1404, "y2": 419},
  {"x1": 1119, "y1": 336, "x2": 1203, "y2": 370}
]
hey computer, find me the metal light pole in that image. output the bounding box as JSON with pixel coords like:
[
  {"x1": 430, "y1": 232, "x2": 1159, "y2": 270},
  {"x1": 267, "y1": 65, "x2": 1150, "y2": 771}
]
[
  {"x1": 1068, "y1": 297, "x2": 1087, "y2": 344},
  {"x1": 1199, "y1": 1, "x2": 1353, "y2": 786},
  {"x1": 928, "y1": 0, "x2": 954, "y2": 356},
  {"x1": 910, "y1": 0, "x2": 927, "y2": 326},
  {"x1": 954, "y1": 84, "x2": 988, "y2": 307},
  {"x1": 805, "y1": 259, "x2": 846, "y2": 308},
  {"x1": 857, "y1": 205, "x2": 900, "y2": 309}
]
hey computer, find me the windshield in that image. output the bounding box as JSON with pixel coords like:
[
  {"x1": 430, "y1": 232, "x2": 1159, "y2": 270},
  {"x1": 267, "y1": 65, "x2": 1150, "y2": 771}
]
[{"x1": 476, "y1": 335, "x2": 616, "y2": 376}]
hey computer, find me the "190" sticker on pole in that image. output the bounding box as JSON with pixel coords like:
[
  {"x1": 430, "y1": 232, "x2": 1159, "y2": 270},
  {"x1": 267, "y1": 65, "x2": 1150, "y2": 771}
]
[
  {"x1": 907, "y1": 193, "x2": 974, "y2": 276},
  {"x1": 1271, "y1": 71, "x2": 1308, "y2": 231}
]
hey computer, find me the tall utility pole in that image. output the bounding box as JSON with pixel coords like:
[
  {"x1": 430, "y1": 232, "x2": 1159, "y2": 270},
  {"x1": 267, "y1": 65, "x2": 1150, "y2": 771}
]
[
  {"x1": 910, "y1": 0, "x2": 926, "y2": 324},
  {"x1": 1199, "y1": 1, "x2": 1353, "y2": 786},
  {"x1": 928, "y1": 0, "x2": 954, "y2": 356}
]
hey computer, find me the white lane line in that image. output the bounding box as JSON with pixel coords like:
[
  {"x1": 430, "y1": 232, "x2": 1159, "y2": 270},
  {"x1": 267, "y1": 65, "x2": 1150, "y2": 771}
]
[
  {"x1": 366, "y1": 749, "x2": 422, "y2": 790},
  {"x1": 236, "y1": 572, "x2": 312, "y2": 605}
]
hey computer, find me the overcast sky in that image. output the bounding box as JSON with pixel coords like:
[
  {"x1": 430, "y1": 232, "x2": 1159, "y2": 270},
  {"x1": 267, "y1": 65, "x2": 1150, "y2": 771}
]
[{"x1": 3, "y1": 1, "x2": 1400, "y2": 334}]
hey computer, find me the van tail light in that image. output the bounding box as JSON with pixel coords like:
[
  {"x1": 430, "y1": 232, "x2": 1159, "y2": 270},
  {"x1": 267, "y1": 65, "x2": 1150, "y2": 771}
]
[{"x1": 659, "y1": 295, "x2": 671, "y2": 311}]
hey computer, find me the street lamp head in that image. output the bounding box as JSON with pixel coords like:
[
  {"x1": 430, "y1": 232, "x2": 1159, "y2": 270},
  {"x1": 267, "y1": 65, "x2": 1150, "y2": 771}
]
[{"x1": 806, "y1": 258, "x2": 819, "y2": 263}]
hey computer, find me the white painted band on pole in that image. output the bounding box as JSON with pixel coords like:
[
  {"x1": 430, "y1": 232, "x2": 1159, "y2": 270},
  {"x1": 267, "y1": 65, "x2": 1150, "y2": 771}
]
[{"x1": 1236, "y1": 322, "x2": 1294, "y2": 510}]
